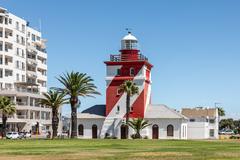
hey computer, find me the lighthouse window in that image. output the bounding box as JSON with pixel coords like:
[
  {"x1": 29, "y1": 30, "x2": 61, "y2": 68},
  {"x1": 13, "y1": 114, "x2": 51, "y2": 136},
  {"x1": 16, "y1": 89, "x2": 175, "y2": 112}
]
[
  {"x1": 117, "y1": 69, "x2": 121, "y2": 76},
  {"x1": 117, "y1": 89, "x2": 121, "y2": 95},
  {"x1": 130, "y1": 68, "x2": 135, "y2": 76},
  {"x1": 117, "y1": 105, "x2": 120, "y2": 112}
]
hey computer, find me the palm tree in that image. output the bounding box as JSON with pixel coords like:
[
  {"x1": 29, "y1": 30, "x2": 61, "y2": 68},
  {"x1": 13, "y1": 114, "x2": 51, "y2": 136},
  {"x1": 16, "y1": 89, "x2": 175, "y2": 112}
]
[
  {"x1": 39, "y1": 90, "x2": 68, "y2": 138},
  {"x1": 119, "y1": 80, "x2": 139, "y2": 124},
  {"x1": 128, "y1": 118, "x2": 151, "y2": 139},
  {"x1": 0, "y1": 96, "x2": 16, "y2": 138},
  {"x1": 54, "y1": 72, "x2": 100, "y2": 138},
  {"x1": 217, "y1": 107, "x2": 225, "y2": 117}
]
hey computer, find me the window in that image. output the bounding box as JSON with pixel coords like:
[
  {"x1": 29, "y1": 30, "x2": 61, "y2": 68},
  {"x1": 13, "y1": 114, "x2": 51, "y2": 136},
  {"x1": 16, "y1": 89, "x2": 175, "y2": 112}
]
[
  {"x1": 167, "y1": 125, "x2": 174, "y2": 137},
  {"x1": 16, "y1": 73, "x2": 19, "y2": 81},
  {"x1": 32, "y1": 34, "x2": 36, "y2": 41},
  {"x1": 5, "y1": 18, "x2": 8, "y2": 25},
  {"x1": 130, "y1": 106, "x2": 133, "y2": 112},
  {"x1": 189, "y1": 119, "x2": 195, "y2": 122},
  {"x1": 78, "y1": 124, "x2": 84, "y2": 136},
  {"x1": 117, "y1": 89, "x2": 121, "y2": 96},
  {"x1": 209, "y1": 129, "x2": 214, "y2": 137},
  {"x1": 0, "y1": 69, "x2": 3, "y2": 78},
  {"x1": 16, "y1": 61, "x2": 19, "y2": 68},
  {"x1": 209, "y1": 119, "x2": 215, "y2": 123},
  {"x1": 22, "y1": 62, "x2": 25, "y2": 70},
  {"x1": 130, "y1": 68, "x2": 135, "y2": 76},
  {"x1": 37, "y1": 36, "x2": 40, "y2": 41},
  {"x1": 22, "y1": 75, "x2": 25, "y2": 82},
  {"x1": 0, "y1": 56, "x2": 2, "y2": 64},
  {"x1": 16, "y1": 22, "x2": 19, "y2": 30},
  {"x1": 117, "y1": 69, "x2": 121, "y2": 76},
  {"x1": 22, "y1": 24, "x2": 25, "y2": 33},
  {"x1": 16, "y1": 48, "x2": 20, "y2": 56},
  {"x1": 16, "y1": 35, "x2": 20, "y2": 43},
  {"x1": 9, "y1": 18, "x2": 12, "y2": 24},
  {"x1": 28, "y1": 32, "x2": 30, "y2": 37},
  {"x1": 117, "y1": 105, "x2": 120, "y2": 112}
]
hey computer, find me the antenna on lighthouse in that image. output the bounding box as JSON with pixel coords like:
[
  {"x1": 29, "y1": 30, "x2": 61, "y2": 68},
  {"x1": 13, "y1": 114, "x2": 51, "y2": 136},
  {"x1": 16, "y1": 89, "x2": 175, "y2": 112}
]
[{"x1": 125, "y1": 28, "x2": 132, "y2": 34}]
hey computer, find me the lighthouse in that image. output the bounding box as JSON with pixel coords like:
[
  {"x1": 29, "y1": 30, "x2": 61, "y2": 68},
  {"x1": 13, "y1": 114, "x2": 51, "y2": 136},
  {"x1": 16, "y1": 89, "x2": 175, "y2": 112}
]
[
  {"x1": 77, "y1": 32, "x2": 188, "y2": 139},
  {"x1": 104, "y1": 32, "x2": 153, "y2": 119}
]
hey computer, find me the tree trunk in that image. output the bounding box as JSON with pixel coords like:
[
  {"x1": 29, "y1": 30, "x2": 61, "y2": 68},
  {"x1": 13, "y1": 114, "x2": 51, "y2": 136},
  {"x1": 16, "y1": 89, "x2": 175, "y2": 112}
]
[
  {"x1": 52, "y1": 108, "x2": 59, "y2": 139},
  {"x1": 2, "y1": 114, "x2": 7, "y2": 138},
  {"x1": 70, "y1": 96, "x2": 78, "y2": 138},
  {"x1": 125, "y1": 93, "x2": 130, "y2": 139},
  {"x1": 126, "y1": 93, "x2": 130, "y2": 124}
]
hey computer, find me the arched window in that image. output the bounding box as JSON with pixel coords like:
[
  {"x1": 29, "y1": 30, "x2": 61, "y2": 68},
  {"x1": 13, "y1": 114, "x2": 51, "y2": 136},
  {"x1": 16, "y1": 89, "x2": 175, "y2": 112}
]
[
  {"x1": 152, "y1": 124, "x2": 159, "y2": 139},
  {"x1": 130, "y1": 68, "x2": 135, "y2": 76},
  {"x1": 92, "y1": 124, "x2": 97, "y2": 139},
  {"x1": 78, "y1": 124, "x2": 84, "y2": 136},
  {"x1": 167, "y1": 125, "x2": 174, "y2": 137}
]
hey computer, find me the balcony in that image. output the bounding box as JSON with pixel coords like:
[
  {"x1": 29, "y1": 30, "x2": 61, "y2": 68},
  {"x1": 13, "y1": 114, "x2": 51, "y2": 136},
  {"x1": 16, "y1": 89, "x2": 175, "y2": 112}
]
[
  {"x1": 110, "y1": 53, "x2": 148, "y2": 62},
  {"x1": 17, "y1": 115, "x2": 28, "y2": 119},
  {"x1": 27, "y1": 70, "x2": 37, "y2": 78},
  {"x1": 27, "y1": 58, "x2": 38, "y2": 66}
]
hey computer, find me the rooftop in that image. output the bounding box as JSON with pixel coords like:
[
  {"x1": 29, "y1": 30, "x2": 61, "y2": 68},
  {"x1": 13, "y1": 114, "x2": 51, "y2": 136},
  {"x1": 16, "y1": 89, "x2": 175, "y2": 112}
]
[{"x1": 181, "y1": 107, "x2": 218, "y2": 118}]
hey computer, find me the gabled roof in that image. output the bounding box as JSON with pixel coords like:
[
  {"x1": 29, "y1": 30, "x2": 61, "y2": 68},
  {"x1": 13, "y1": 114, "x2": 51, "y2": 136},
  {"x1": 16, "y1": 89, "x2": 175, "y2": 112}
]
[
  {"x1": 145, "y1": 104, "x2": 187, "y2": 119},
  {"x1": 78, "y1": 105, "x2": 106, "y2": 119}
]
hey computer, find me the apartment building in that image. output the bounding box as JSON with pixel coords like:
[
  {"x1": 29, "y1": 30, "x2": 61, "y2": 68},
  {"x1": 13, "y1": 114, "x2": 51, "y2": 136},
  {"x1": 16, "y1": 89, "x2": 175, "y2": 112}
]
[
  {"x1": 181, "y1": 107, "x2": 219, "y2": 139},
  {"x1": 0, "y1": 7, "x2": 51, "y2": 134}
]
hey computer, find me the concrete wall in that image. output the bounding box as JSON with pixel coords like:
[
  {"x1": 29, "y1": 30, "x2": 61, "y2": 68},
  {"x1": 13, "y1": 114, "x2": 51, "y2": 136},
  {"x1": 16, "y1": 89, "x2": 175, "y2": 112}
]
[{"x1": 77, "y1": 118, "x2": 187, "y2": 139}]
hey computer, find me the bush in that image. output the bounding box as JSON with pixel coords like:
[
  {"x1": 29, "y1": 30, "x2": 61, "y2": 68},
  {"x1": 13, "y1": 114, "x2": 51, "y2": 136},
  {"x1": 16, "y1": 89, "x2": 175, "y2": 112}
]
[{"x1": 229, "y1": 136, "x2": 240, "y2": 139}]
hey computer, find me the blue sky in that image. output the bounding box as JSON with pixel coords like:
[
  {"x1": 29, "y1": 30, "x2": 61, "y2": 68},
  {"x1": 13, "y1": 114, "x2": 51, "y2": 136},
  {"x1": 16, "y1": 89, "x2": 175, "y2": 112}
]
[{"x1": 1, "y1": 0, "x2": 240, "y2": 118}]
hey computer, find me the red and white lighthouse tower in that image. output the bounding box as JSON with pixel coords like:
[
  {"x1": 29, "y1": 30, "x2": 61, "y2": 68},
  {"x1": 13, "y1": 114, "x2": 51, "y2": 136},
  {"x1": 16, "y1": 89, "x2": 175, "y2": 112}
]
[{"x1": 104, "y1": 32, "x2": 153, "y2": 119}]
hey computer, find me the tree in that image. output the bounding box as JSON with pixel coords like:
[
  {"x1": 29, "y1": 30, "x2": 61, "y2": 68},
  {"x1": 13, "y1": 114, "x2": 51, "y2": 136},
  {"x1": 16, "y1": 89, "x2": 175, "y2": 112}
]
[
  {"x1": 39, "y1": 90, "x2": 68, "y2": 138},
  {"x1": 128, "y1": 118, "x2": 151, "y2": 139},
  {"x1": 217, "y1": 107, "x2": 225, "y2": 117},
  {"x1": 54, "y1": 72, "x2": 100, "y2": 138},
  {"x1": 119, "y1": 80, "x2": 139, "y2": 124},
  {"x1": 0, "y1": 96, "x2": 16, "y2": 138},
  {"x1": 219, "y1": 119, "x2": 234, "y2": 130}
]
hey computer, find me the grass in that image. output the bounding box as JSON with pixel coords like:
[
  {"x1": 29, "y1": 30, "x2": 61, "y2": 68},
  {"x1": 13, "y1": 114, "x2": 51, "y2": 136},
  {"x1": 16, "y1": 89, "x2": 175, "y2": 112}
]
[{"x1": 0, "y1": 139, "x2": 239, "y2": 160}]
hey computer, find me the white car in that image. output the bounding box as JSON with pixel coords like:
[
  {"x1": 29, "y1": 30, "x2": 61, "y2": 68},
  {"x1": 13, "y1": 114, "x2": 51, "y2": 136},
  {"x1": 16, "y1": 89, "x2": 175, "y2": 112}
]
[
  {"x1": 25, "y1": 132, "x2": 31, "y2": 138},
  {"x1": 6, "y1": 132, "x2": 20, "y2": 139}
]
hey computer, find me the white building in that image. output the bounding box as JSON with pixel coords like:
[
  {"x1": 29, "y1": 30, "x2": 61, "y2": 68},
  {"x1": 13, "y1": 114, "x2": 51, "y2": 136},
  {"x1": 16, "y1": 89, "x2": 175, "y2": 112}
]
[
  {"x1": 0, "y1": 7, "x2": 51, "y2": 134},
  {"x1": 181, "y1": 107, "x2": 219, "y2": 139},
  {"x1": 71, "y1": 32, "x2": 188, "y2": 139}
]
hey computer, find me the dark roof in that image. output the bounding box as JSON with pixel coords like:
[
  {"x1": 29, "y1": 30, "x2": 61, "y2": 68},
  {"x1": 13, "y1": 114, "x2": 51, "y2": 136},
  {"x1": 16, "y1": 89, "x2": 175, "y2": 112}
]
[{"x1": 82, "y1": 105, "x2": 106, "y2": 116}]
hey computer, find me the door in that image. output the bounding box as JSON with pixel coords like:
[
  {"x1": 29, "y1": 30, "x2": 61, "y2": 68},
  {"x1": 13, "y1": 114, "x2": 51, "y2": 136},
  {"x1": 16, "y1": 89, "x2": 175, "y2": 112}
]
[
  {"x1": 92, "y1": 124, "x2": 97, "y2": 139},
  {"x1": 152, "y1": 124, "x2": 159, "y2": 139},
  {"x1": 121, "y1": 124, "x2": 128, "y2": 139}
]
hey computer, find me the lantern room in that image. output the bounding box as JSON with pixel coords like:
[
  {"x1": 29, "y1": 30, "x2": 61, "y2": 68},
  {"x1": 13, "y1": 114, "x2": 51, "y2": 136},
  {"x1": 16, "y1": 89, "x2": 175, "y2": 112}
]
[{"x1": 121, "y1": 32, "x2": 138, "y2": 50}]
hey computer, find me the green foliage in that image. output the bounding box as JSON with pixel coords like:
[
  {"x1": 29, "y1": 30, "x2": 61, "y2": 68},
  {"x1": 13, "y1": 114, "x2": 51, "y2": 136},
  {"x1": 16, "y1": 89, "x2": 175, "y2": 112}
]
[
  {"x1": 128, "y1": 118, "x2": 151, "y2": 139},
  {"x1": 219, "y1": 118, "x2": 234, "y2": 130},
  {"x1": 219, "y1": 119, "x2": 240, "y2": 133},
  {"x1": 217, "y1": 107, "x2": 225, "y2": 117},
  {"x1": 119, "y1": 80, "x2": 139, "y2": 96},
  {"x1": 0, "y1": 96, "x2": 16, "y2": 115},
  {"x1": 39, "y1": 90, "x2": 68, "y2": 110},
  {"x1": 55, "y1": 71, "x2": 100, "y2": 98},
  {"x1": 54, "y1": 71, "x2": 100, "y2": 138}
]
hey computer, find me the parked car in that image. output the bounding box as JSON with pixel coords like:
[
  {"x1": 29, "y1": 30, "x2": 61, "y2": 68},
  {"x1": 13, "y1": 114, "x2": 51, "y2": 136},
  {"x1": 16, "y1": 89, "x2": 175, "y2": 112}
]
[
  {"x1": 25, "y1": 132, "x2": 31, "y2": 138},
  {"x1": 18, "y1": 132, "x2": 25, "y2": 139},
  {"x1": 219, "y1": 129, "x2": 234, "y2": 135},
  {"x1": 6, "y1": 132, "x2": 20, "y2": 139}
]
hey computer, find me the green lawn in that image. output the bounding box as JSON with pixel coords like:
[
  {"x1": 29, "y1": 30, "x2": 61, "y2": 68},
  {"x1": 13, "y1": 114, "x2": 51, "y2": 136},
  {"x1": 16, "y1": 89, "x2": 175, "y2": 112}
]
[{"x1": 0, "y1": 139, "x2": 239, "y2": 160}]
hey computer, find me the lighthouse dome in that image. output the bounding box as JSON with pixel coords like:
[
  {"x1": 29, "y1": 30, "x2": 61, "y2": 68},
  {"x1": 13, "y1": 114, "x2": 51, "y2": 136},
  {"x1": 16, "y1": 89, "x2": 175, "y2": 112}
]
[{"x1": 121, "y1": 32, "x2": 138, "y2": 50}]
